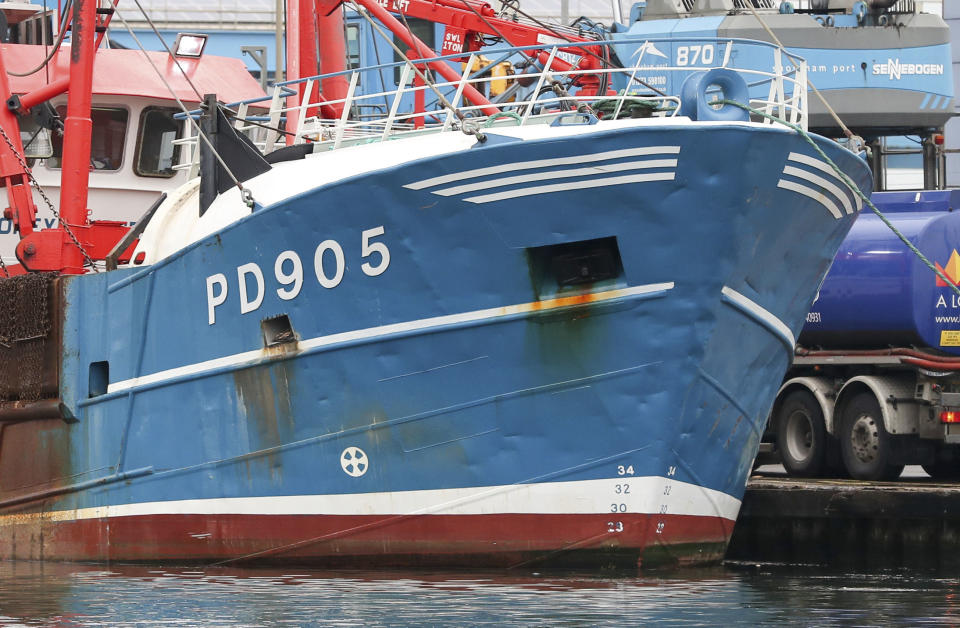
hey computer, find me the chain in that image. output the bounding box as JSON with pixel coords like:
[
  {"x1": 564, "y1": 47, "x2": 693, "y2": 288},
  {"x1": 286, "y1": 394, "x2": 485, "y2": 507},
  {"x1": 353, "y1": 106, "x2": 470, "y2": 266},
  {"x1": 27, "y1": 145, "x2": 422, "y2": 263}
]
[
  {"x1": 241, "y1": 188, "x2": 256, "y2": 210},
  {"x1": 0, "y1": 124, "x2": 99, "y2": 272}
]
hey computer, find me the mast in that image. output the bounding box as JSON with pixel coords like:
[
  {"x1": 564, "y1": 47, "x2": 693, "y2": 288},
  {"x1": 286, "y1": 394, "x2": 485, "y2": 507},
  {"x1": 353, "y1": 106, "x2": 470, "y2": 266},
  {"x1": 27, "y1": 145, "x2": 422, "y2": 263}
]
[
  {"x1": 284, "y1": 0, "x2": 320, "y2": 137},
  {"x1": 284, "y1": 0, "x2": 351, "y2": 137},
  {"x1": 0, "y1": 0, "x2": 133, "y2": 274},
  {"x1": 56, "y1": 0, "x2": 97, "y2": 274}
]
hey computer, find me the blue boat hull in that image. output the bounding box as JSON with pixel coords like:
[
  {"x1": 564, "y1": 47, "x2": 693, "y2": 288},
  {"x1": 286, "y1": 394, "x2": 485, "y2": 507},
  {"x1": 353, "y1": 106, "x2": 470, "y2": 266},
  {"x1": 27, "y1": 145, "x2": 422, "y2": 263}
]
[{"x1": 0, "y1": 122, "x2": 871, "y2": 567}]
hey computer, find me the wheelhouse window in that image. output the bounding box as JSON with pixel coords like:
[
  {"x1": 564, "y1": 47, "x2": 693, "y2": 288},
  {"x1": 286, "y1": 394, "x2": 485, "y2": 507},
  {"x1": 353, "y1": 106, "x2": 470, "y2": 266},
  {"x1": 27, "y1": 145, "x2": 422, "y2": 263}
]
[
  {"x1": 394, "y1": 18, "x2": 435, "y2": 85},
  {"x1": 135, "y1": 107, "x2": 180, "y2": 178},
  {"x1": 346, "y1": 23, "x2": 361, "y2": 71},
  {"x1": 18, "y1": 113, "x2": 52, "y2": 165},
  {"x1": 48, "y1": 106, "x2": 127, "y2": 171}
]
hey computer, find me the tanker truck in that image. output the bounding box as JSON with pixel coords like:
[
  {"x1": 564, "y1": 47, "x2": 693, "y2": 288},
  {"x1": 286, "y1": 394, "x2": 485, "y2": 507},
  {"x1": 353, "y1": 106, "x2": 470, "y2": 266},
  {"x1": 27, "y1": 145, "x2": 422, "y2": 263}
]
[{"x1": 766, "y1": 189, "x2": 960, "y2": 481}]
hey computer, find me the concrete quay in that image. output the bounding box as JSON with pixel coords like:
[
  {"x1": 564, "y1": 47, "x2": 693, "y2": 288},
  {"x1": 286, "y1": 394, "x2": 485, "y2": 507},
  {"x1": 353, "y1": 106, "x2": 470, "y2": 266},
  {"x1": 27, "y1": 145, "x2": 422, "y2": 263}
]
[{"x1": 726, "y1": 471, "x2": 960, "y2": 569}]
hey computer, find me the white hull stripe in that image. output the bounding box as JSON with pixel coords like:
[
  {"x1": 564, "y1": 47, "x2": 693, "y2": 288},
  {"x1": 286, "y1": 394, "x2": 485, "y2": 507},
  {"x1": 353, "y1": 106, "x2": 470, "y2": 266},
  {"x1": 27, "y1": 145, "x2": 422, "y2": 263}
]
[
  {"x1": 782, "y1": 165, "x2": 854, "y2": 215},
  {"x1": 404, "y1": 146, "x2": 682, "y2": 190},
  {"x1": 786, "y1": 151, "x2": 863, "y2": 210},
  {"x1": 464, "y1": 172, "x2": 677, "y2": 204},
  {"x1": 0, "y1": 477, "x2": 741, "y2": 524},
  {"x1": 434, "y1": 159, "x2": 679, "y2": 197},
  {"x1": 106, "y1": 283, "x2": 675, "y2": 395},
  {"x1": 721, "y1": 286, "x2": 796, "y2": 350},
  {"x1": 777, "y1": 179, "x2": 843, "y2": 219}
]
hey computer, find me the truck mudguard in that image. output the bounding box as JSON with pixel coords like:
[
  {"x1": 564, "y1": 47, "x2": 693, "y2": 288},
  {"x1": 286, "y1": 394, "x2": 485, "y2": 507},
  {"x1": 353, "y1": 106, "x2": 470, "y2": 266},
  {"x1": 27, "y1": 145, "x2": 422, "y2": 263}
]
[{"x1": 777, "y1": 376, "x2": 837, "y2": 433}]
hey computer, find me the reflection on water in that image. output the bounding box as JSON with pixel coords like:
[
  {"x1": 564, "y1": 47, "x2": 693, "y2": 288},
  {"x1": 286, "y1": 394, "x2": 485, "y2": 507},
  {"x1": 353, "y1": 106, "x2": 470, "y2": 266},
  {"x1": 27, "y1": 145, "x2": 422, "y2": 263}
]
[{"x1": 0, "y1": 562, "x2": 959, "y2": 626}]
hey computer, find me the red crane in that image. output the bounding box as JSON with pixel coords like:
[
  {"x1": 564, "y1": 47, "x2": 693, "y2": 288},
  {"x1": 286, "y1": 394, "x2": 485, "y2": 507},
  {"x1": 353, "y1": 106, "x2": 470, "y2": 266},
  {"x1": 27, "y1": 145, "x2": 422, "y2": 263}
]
[
  {"x1": 0, "y1": 0, "x2": 130, "y2": 275},
  {"x1": 0, "y1": 0, "x2": 608, "y2": 275},
  {"x1": 285, "y1": 0, "x2": 607, "y2": 134}
]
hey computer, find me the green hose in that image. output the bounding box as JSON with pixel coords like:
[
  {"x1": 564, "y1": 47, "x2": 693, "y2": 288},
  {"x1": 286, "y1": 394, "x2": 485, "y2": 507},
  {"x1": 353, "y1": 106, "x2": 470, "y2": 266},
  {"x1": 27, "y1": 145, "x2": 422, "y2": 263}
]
[{"x1": 482, "y1": 112, "x2": 523, "y2": 128}]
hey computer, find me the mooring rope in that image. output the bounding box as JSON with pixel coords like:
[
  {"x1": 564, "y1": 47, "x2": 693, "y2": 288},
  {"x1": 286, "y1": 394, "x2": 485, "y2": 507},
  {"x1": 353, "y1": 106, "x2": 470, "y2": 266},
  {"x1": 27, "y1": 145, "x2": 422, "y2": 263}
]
[
  {"x1": 719, "y1": 98, "x2": 960, "y2": 299},
  {"x1": 742, "y1": 1, "x2": 858, "y2": 144}
]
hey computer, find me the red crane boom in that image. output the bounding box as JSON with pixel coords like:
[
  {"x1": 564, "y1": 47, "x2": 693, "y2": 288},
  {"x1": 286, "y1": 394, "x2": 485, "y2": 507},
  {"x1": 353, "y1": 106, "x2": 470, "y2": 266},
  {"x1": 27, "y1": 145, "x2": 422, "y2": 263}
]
[{"x1": 285, "y1": 0, "x2": 606, "y2": 136}]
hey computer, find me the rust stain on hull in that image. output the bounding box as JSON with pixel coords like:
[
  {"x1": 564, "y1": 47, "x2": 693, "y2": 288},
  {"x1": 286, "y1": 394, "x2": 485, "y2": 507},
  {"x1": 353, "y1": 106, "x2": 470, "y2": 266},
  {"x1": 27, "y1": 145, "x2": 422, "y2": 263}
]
[
  {"x1": 232, "y1": 358, "x2": 298, "y2": 480},
  {"x1": 0, "y1": 419, "x2": 74, "y2": 499}
]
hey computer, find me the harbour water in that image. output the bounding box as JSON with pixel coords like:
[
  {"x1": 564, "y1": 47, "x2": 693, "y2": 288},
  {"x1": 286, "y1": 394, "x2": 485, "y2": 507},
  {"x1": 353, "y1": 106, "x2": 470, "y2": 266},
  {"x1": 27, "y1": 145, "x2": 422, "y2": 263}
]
[{"x1": 0, "y1": 561, "x2": 958, "y2": 626}]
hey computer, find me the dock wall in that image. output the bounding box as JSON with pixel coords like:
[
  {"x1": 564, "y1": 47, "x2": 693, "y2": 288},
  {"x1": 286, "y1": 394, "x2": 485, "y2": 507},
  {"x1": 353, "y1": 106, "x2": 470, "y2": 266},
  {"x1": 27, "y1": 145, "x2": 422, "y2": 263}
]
[{"x1": 727, "y1": 477, "x2": 960, "y2": 569}]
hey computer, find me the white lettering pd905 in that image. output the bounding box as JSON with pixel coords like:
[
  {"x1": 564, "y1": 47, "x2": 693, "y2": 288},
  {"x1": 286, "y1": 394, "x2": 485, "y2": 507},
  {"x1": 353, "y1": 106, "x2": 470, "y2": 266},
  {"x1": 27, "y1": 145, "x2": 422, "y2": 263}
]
[
  {"x1": 274, "y1": 250, "x2": 303, "y2": 301},
  {"x1": 206, "y1": 226, "x2": 391, "y2": 325},
  {"x1": 314, "y1": 240, "x2": 346, "y2": 289},
  {"x1": 206, "y1": 274, "x2": 228, "y2": 325},
  {"x1": 237, "y1": 263, "x2": 265, "y2": 314}
]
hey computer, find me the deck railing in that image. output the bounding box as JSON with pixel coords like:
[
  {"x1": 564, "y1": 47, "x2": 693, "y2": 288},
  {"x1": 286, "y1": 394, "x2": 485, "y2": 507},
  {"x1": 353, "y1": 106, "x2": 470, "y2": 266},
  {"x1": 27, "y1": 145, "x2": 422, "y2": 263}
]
[{"x1": 174, "y1": 37, "x2": 808, "y2": 169}]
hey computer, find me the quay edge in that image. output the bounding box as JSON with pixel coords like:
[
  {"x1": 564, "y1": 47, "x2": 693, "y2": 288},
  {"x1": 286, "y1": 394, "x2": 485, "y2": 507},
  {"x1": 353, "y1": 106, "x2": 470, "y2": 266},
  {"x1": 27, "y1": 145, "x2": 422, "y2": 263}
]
[{"x1": 727, "y1": 475, "x2": 960, "y2": 569}]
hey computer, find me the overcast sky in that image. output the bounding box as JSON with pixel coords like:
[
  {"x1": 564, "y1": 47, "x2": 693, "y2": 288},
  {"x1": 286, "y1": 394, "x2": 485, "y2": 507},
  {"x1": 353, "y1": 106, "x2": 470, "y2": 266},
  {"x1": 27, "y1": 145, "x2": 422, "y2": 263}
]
[{"x1": 122, "y1": 0, "x2": 943, "y2": 29}]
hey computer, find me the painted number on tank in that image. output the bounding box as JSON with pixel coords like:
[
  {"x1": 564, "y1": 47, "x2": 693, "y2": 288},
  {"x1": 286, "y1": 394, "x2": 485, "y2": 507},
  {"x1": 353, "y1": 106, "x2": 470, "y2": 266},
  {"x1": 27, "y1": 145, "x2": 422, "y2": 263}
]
[
  {"x1": 610, "y1": 503, "x2": 627, "y2": 513},
  {"x1": 676, "y1": 44, "x2": 714, "y2": 67},
  {"x1": 607, "y1": 521, "x2": 624, "y2": 533},
  {"x1": 615, "y1": 483, "x2": 630, "y2": 494},
  {"x1": 655, "y1": 522, "x2": 665, "y2": 535},
  {"x1": 206, "y1": 227, "x2": 391, "y2": 325},
  {"x1": 617, "y1": 465, "x2": 634, "y2": 476}
]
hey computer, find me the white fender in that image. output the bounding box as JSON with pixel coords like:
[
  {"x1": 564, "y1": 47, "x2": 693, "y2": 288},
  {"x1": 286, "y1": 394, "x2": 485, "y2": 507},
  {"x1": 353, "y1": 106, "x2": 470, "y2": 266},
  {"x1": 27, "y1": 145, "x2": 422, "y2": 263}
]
[
  {"x1": 776, "y1": 376, "x2": 836, "y2": 433},
  {"x1": 836, "y1": 375, "x2": 920, "y2": 436}
]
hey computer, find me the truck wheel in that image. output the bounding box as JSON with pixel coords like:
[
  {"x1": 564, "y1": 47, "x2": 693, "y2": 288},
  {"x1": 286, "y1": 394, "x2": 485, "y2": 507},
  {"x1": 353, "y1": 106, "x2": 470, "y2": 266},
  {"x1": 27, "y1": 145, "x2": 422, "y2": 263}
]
[
  {"x1": 777, "y1": 390, "x2": 826, "y2": 477},
  {"x1": 840, "y1": 393, "x2": 905, "y2": 481}
]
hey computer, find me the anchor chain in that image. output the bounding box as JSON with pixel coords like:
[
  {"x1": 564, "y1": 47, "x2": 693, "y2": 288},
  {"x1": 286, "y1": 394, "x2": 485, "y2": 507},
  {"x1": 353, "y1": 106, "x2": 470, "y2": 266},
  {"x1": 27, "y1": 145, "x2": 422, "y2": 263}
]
[{"x1": 0, "y1": 124, "x2": 99, "y2": 272}]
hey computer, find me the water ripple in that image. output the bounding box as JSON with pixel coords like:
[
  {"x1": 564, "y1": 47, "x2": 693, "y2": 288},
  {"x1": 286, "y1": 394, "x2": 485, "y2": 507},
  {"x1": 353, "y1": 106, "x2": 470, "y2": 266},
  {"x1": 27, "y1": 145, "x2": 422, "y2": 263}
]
[{"x1": 0, "y1": 562, "x2": 958, "y2": 626}]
